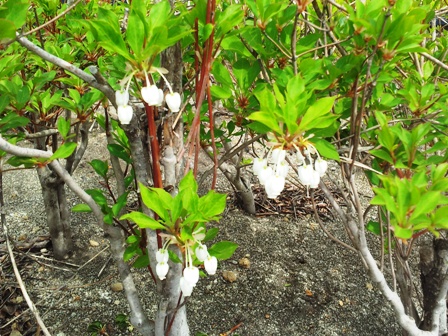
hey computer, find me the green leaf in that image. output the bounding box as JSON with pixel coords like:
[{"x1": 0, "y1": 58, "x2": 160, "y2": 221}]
[
  {"x1": 112, "y1": 192, "x2": 129, "y2": 217},
  {"x1": 203, "y1": 228, "x2": 219, "y2": 242},
  {"x1": 86, "y1": 189, "x2": 108, "y2": 207},
  {"x1": 133, "y1": 254, "x2": 150, "y2": 268},
  {"x1": 312, "y1": 138, "x2": 340, "y2": 161},
  {"x1": 366, "y1": 221, "x2": 381, "y2": 235},
  {"x1": 71, "y1": 204, "x2": 92, "y2": 213},
  {"x1": 89, "y1": 159, "x2": 109, "y2": 178},
  {"x1": 107, "y1": 144, "x2": 132, "y2": 163},
  {"x1": 208, "y1": 241, "x2": 238, "y2": 260},
  {"x1": 127, "y1": 0, "x2": 147, "y2": 59},
  {"x1": 120, "y1": 212, "x2": 167, "y2": 230},
  {"x1": 139, "y1": 183, "x2": 172, "y2": 221},
  {"x1": 49, "y1": 142, "x2": 77, "y2": 160},
  {"x1": 393, "y1": 226, "x2": 413, "y2": 240},
  {"x1": 168, "y1": 249, "x2": 182, "y2": 263},
  {"x1": 300, "y1": 96, "x2": 336, "y2": 131},
  {"x1": 0, "y1": 19, "x2": 16, "y2": 43},
  {"x1": 57, "y1": 117, "x2": 71, "y2": 139},
  {"x1": 248, "y1": 111, "x2": 281, "y2": 134},
  {"x1": 199, "y1": 191, "x2": 227, "y2": 219}
]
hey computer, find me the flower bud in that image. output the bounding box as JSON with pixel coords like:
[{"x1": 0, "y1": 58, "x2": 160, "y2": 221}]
[
  {"x1": 204, "y1": 255, "x2": 218, "y2": 275},
  {"x1": 115, "y1": 90, "x2": 129, "y2": 106},
  {"x1": 156, "y1": 249, "x2": 169, "y2": 263},
  {"x1": 117, "y1": 105, "x2": 133, "y2": 124},
  {"x1": 180, "y1": 276, "x2": 194, "y2": 297},
  {"x1": 141, "y1": 85, "x2": 160, "y2": 105},
  {"x1": 166, "y1": 92, "x2": 181, "y2": 112},
  {"x1": 156, "y1": 261, "x2": 169, "y2": 280},
  {"x1": 195, "y1": 244, "x2": 209, "y2": 262}
]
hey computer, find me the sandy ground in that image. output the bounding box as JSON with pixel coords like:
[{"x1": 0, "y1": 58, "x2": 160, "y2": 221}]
[{"x1": 1, "y1": 130, "x2": 403, "y2": 336}]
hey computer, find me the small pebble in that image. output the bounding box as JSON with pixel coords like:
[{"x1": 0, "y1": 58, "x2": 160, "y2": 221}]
[
  {"x1": 111, "y1": 282, "x2": 123, "y2": 292},
  {"x1": 239, "y1": 257, "x2": 251, "y2": 269},
  {"x1": 89, "y1": 239, "x2": 100, "y2": 247},
  {"x1": 222, "y1": 270, "x2": 237, "y2": 283}
]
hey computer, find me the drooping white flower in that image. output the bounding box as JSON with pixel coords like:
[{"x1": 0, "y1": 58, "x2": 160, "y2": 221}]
[
  {"x1": 166, "y1": 92, "x2": 181, "y2": 112},
  {"x1": 115, "y1": 89, "x2": 129, "y2": 106},
  {"x1": 117, "y1": 105, "x2": 133, "y2": 124},
  {"x1": 183, "y1": 266, "x2": 200, "y2": 285},
  {"x1": 156, "y1": 249, "x2": 169, "y2": 263},
  {"x1": 204, "y1": 255, "x2": 218, "y2": 275},
  {"x1": 271, "y1": 148, "x2": 286, "y2": 164},
  {"x1": 258, "y1": 165, "x2": 273, "y2": 185},
  {"x1": 315, "y1": 158, "x2": 328, "y2": 177},
  {"x1": 141, "y1": 85, "x2": 161, "y2": 106},
  {"x1": 276, "y1": 160, "x2": 289, "y2": 178},
  {"x1": 296, "y1": 150, "x2": 305, "y2": 166},
  {"x1": 180, "y1": 276, "x2": 194, "y2": 297},
  {"x1": 155, "y1": 89, "x2": 164, "y2": 106},
  {"x1": 298, "y1": 164, "x2": 314, "y2": 186},
  {"x1": 253, "y1": 157, "x2": 267, "y2": 176},
  {"x1": 309, "y1": 169, "x2": 321, "y2": 189},
  {"x1": 156, "y1": 261, "x2": 169, "y2": 280},
  {"x1": 265, "y1": 174, "x2": 286, "y2": 199},
  {"x1": 195, "y1": 244, "x2": 209, "y2": 262}
]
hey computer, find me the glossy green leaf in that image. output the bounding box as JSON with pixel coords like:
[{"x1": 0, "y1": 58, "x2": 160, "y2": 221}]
[
  {"x1": 71, "y1": 204, "x2": 92, "y2": 213},
  {"x1": 208, "y1": 241, "x2": 238, "y2": 260},
  {"x1": 120, "y1": 212, "x2": 166, "y2": 230},
  {"x1": 49, "y1": 142, "x2": 77, "y2": 160}
]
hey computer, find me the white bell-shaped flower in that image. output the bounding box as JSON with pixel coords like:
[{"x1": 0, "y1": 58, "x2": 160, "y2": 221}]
[
  {"x1": 298, "y1": 164, "x2": 314, "y2": 186},
  {"x1": 141, "y1": 85, "x2": 161, "y2": 105},
  {"x1": 156, "y1": 249, "x2": 169, "y2": 263},
  {"x1": 156, "y1": 261, "x2": 169, "y2": 280},
  {"x1": 195, "y1": 244, "x2": 209, "y2": 262},
  {"x1": 271, "y1": 148, "x2": 286, "y2": 164},
  {"x1": 183, "y1": 266, "x2": 200, "y2": 285},
  {"x1": 265, "y1": 174, "x2": 286, "y2": 199},
  {"x1": 180, "y1": 276, "x2": 194, "y2": 297},
  {"x1": 276, "y1": 160, "x2": 289, "y2": 178},
  {"x1": 117, "y1": 105, "x2": 133, "y2": 124},
  {"x1": 258, "y1": 165, "x2": 273, "y2": 185},
  {"x1": 309, "y1": 169, "x2": 321, "y2": 189},
  {"x1": 253, "y1": 157, "x2": 267, "y2": 176},
  {"x1": 315, "y1": 158, "x2": 328, "y2": 177},
  {"x1": 204, "y1": 255, "x2": 218, "y2": 275},
  {"x1": 166, "y1": 92, "x2": 181, "y2": 112},
  {"x1": 115, "y1": 89, "x2": 129, "y2": 106},
  {"x1": 155, "y1": 89, "x2": 164, "y2": 106},
  {"x1": 297, "y1": 150, "x2": 305, "y2": 166}
]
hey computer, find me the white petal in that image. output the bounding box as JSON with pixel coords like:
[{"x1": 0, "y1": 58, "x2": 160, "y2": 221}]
[
  {"x1": 298, "y1": 164, "x2": 313, "y2": 186},
  {"x1": 315, "y1": 158, "x2": 328, "y2": 177},
  {"x1": 204, "y1": 255, "x2": 218, "y2": 275},
  {"x1": 253, "y1": 158, "x2": 267, "y2": 176},
  {"x1": 180, "y1": 276, "x2": 194, "y2": 297},
  {"x1": 115, "y1": 90, "x2": 129, "y2": 106},
  {"x1": 309, "y1": 169, "x2": 321, "y2": 188},
  {"x1": 271, "y1": 148, "x2": 286, "y2": 164},
  {"x1": 117, "y1": 105, "x2": 133, "y2": 124},
  {"x1": 156, "y1": 262, "x2": 169, "y2": 280},
  {"x1": 166, "y1": 92, "x2": 181, "y2": 112},
  {"x1": 183, "y1": 266, "x2": 199, "y2": 285},
  {"x1": 156, "y1": 249, "x2": 169, "y2": 263},
  {"x1": 141, "y1": 85, "x2": 160, "y2": 105},
  {"x1": 258, "y1": 166, "x2": 273, "y2": 185},
  {"x1": 195, "y1": 244, "x2": 209, "y2": 262},
  {"x1": 265, "y1": 174, "x2": 285, "y2": 199},
  {"x1": 155, "y1": 89, "x2": 164, "y2": 106},
  {"x1": 276, "y1": 160, "x2": 289, "y2": 178}
]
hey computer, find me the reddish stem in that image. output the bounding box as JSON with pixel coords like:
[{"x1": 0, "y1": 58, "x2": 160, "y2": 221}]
[
  {"x1": 144, "y1": 103, "x2": 163, "y2": 248},
  {"x1": 206, "y1": 85, "x2": 218, "y2": 189}
]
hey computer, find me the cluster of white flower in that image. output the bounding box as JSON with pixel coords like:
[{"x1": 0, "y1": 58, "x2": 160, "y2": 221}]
[
  {"x1": 155, "y1": 235, "x2": 217, "y2": 297},
  {"x1": 253, "y1": 148, "x2": 289, "y2": 199},
  {"x1": 254, "y1": 143, "x2": 328, "y2": 198},
  {"x1": 115, "y1": 68, "x2": 182, "y2": 125}
]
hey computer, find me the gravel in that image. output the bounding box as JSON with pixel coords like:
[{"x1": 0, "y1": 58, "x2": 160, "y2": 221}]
[{"x1": 1, "y1": 131, "x2": 402, "y2": 336}]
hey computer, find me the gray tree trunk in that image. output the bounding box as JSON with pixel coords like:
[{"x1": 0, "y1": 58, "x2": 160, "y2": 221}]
[{"x1": 36, "y1": 167, "x2": 73, "y2": 259}]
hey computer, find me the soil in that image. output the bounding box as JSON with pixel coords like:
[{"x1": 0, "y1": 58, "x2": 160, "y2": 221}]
[{"x1": 1, "y1": 130, "x2": 403, "y2": 336}]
